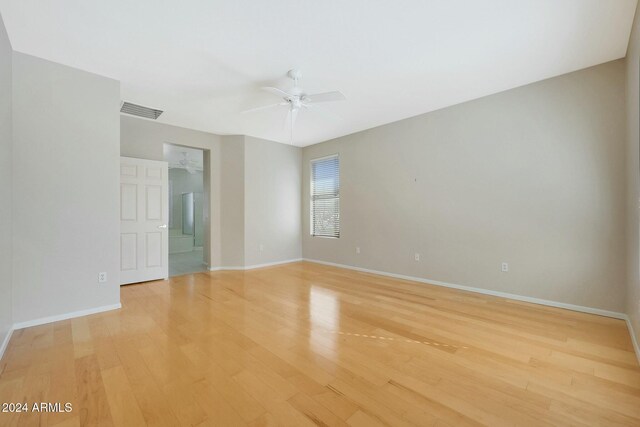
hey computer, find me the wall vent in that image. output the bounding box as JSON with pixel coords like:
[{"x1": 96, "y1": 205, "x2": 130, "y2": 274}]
[{"x1": 120, "y1": 102, "x2": 163, "y2": 120}]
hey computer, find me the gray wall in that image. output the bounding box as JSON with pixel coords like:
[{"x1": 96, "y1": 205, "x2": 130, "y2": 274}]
[
  {"x1": 244, "y1": 136, "x2": 302, "y2": 266},
  {"x1": 220, "y1": 136, "x2": 245, "y2": 267},
  {"x1": 0, "y1": 14, "x2": 12, "y2": 348},
  {"x1": 122, "y1": 121, "x2": 302, "y2": 269},
  {"x1": 121, "y1": 116, "x2": 221, "y2": 267},
  {"x1": 12, "y1": 53, "x2": 121, "y2": 323},
  {"x1": 303, "y1": 60, "x2": 627, "y2": 313},
  {"x1": 626, "y1": 9, "x2": 640, "y2": 349}
]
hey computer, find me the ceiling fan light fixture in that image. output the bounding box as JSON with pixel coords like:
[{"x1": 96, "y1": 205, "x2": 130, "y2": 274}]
[{"x1": 241, "y1": 69, "x2": 346, "y2": 144}]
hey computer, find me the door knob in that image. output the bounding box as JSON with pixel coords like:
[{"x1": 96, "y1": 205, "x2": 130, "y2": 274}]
[{"x1": 158, "y1": 224, "x2": 167, "y2": 229}]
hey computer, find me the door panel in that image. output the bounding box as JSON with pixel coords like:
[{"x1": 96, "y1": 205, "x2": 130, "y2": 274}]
[
  {"x1": 146, "y1": 232, "x2": 162, "y2": 267},
  {"x1": 120, "y1": 157, "x2": 168, "y2": 284},
  {"x1": 120, "y1": 233, "x2": 137, "y2": 271},
  {"x1": 120, "y1": 163, "x2": 137, "y2": 177},
  {"x1": 146, "y1": 185, "x2": 162, "y2": 220},
  {"x1": 120, "y1": 184, "x2": 137, "y2": 221},
  {"x1": 146, "y1": 166, "x2": 162, "y2": 179}
]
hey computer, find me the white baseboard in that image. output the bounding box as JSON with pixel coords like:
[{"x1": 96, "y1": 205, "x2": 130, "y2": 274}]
[
  {"x1": 303, "y1": 258, "x2": 640, "y2": 363},
  {"x1": 3, "y1": 261, "x2": 638, "y2": 365},
  {"x1": 625, "y1": 316, "x2": 640, "y2": 365},
  {"x1": 208, "y1": 258, "x2": 303, "y2": 272},
  {"x1": 12, "y1": 303, "x2": 122, "y2": 330},
  {"x1": 1, "y1": 303, "x2": 122, "y2": 362},
  {"x1": 209, "y1": 266, "x2": 243, "y2": 271},
  {"x1": 302, "y1": 258, "x2": 626, "y2": 320},
  {"x1": 0, "y1": 327, "x2": 13, "y2": 362}
]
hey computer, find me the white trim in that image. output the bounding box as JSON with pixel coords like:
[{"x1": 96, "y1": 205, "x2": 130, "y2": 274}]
[
  {"x1": 310, "y1": 153, "x2": 339, "y2": 163},
  {"x1": 306, "y1": 257, "x2": 640, "y2": 364},
  {"x1": 208, "y1": 258, "x2": 303, "y2": 272},
  {"x1": 2, "y1": 263, "x2": 637, "y2": 365},
  {"x1": 12, "y1": 303, "x2": 122, "y2": 330},
  {"x1": 302, "y1": 258, "x2": 626, "y2": 319},
  {"x1": 624, "y1": 316, "x2": 640, "y2": 365},
  {"x1": 0, "y1": 327, "x2": 13, "y2": 362},
  {"x1": 209, "y1": 266, "x2": 244, "y2": 271}
]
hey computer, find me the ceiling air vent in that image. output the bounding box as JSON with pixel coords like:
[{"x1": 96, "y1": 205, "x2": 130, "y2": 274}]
[{"x1": 120, "y1": 102, "x2": 163, "y2": 120}]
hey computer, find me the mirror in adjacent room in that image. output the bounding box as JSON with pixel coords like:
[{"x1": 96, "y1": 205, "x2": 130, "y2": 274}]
[{"x1": 164, "y1": 144, "x2": 207, "y2": 277}]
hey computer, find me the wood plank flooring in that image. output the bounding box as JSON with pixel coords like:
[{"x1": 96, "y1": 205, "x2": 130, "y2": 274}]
[{"x1": 1, "y1": 261, "x2": 639, "y2": 426}]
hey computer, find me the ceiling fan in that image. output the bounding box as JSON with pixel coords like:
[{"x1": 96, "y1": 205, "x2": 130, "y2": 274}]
[
  {"x1": 169, "y1": 152, "x2": 200, "y2": 174},
  {"x1": 242, "y1": 69, "x2": 346, "y2": 143}
]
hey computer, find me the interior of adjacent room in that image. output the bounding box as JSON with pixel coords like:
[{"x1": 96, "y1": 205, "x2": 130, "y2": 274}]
[{"x1": 164, "y1": 144, "x2": 207, "y2": 276}]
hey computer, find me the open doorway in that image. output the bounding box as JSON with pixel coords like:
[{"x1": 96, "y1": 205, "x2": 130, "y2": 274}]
[{"x1": 164, "y1": 144, "x2": 207, "y2": 276}]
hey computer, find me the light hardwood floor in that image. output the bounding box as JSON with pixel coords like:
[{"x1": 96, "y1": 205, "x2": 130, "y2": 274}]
[{"x1": 1, "y1": 261, "x2": 639, "y2": 426}]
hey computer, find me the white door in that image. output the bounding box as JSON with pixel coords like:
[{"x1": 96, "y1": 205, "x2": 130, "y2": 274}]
[{"x1": 120, "y1": 157, "x2": 169, "y2": 285}]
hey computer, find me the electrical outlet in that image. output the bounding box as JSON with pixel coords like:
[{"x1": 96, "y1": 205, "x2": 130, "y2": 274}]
[
  {"x1": 501, "y1": 262, "x2": 509, "y2": 272},
  {"x1": 414, "y1": 253, "x2": 420, "y2": 262},
  {"x1": 98, "y1": 272, "x2": 107, "y2": 283},
  {"x1": 356, "y1": 247, "x2": 360, "y2": 254}
]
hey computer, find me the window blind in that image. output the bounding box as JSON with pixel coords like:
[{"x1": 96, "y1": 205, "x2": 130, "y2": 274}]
[{"x1": 311, "y1": 155, "x2": 340, "y2": 238}]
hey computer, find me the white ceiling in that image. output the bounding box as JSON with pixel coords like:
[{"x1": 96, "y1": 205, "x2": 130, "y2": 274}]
[
  {"x1": 164, "y1": 144, "x2": 203, "y2": 171},
  {"x1": 1, "y1": 0, "x2": 637, "y2": 146}
]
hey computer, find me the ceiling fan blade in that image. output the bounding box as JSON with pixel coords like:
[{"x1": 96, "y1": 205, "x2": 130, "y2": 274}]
[
  {"x1": 284, "y1": 109, "x2": 292, "y2": 132},
  {"x1": 302, "y1": 103, "x2": 338, "y2": 120},
  {"x1": 289, "y1": 108, "x2": 299, "y2": 144},
  {"x1": 305, "y1": 91, "x2": 346, "y2": 103},
  {"x1": 262, "y1": 86, "x2": 294, "y2": 99},
  {"x1": 241, "y1": 102, "x2": 287, "y2": 114}
]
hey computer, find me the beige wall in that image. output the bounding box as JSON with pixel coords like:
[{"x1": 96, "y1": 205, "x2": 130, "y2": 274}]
[
  {"x1": 0, "y1": 14, "x2": 12, "y2": 349},
  {"x1": 121, "y1": 121, "x2": 302, "y2": 269},
  {"x1": 121, "y1": 115, "x2": 222, "y2": 162},
  {"x1": 626, "y1": 8, "x2": 640, "y2": 349},
  {"x1": 220, "y1": 135, "x2": 245, "y2": 267},
  {"x1": 120, "y1": 116, "x2": 222, "y2": 267},
  {"x1": 218, "y1": 135, "x2": 303, "y2": 267},
  {"x1": 244, "y1": 136, "x2": 302, "y2": 266},
  {"x1": 12, "y1": 53, "x2": 121, "y2": 323},
  {"x1": 303, "y1": 60, "x2": 627, "y2": 313}
]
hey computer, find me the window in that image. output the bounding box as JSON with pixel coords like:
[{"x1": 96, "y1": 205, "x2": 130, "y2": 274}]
[{"x1": 311, "y1": 155, "x2": 340, "y2": 238}]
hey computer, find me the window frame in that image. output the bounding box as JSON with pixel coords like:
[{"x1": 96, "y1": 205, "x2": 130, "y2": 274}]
[{"x1": 310, "y1": 154, "x2": 340, "y2": 239}]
